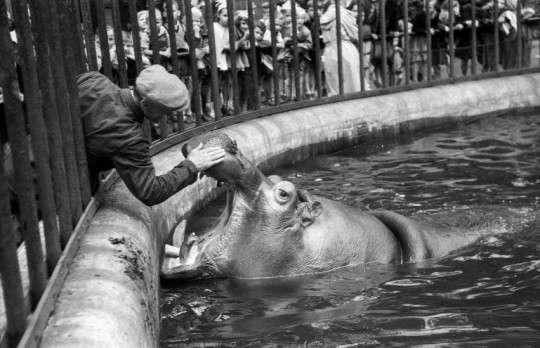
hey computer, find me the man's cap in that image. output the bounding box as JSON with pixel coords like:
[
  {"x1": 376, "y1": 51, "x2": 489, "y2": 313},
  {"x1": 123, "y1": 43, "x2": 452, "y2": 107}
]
[{"x1": 136, "y1": 65, "x2": 189, "y2": 110}]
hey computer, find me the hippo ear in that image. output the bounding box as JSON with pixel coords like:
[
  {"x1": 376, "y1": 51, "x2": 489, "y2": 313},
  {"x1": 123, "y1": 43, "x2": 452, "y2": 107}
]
[{"x1": 301, "y1": 201, "x2": 323, "y2": 227}]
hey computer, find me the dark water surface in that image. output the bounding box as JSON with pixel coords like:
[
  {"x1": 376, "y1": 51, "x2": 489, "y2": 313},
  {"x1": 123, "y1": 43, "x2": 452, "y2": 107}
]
[{"x1": 161, "y1": 113, "x2": 540, "y2": 347}]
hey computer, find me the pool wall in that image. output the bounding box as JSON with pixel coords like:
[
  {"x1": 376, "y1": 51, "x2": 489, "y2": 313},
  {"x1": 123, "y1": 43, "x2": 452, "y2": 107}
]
[{"x1": 40, "y1": 73, "x2": 540, "y2": 346}]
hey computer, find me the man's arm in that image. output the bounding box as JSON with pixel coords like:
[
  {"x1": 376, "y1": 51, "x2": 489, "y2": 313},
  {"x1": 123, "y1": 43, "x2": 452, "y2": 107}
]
[
  {"x1": 112, "y1": 138, "x2": 198, "y2": 206},
  {"x1": 112, "y1": 139, "x2": 226, "y2": 206}
]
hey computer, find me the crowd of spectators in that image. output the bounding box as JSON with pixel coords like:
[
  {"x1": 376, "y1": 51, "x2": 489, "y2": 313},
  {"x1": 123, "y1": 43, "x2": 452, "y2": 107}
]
[{"x1": 80, "y1": 0, "x2": 540, "y2": 125}]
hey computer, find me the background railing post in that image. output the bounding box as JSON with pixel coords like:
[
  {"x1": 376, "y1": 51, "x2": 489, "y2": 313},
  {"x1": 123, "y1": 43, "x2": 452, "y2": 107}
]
[
  {"x1": 13, "y1": 0, "x2": 62, "y2": 273},
  {"x1": 471, "y1": 0, "x2": 478, "y2": 76},
  {"x1": 335, "y1": 0, "x2": 344, "y2": 95},
  {"x1": 28, "y1": 0, "x2": 74, "y2": 247},
  {"x1": 0, "y1": 3, "x2": 47, "y2": 308}
]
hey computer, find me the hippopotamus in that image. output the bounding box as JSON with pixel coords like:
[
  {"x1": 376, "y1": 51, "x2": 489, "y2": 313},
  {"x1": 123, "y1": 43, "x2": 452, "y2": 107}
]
[{"x1": 161, "y1": 133, "x2": 533, "y2": 280}]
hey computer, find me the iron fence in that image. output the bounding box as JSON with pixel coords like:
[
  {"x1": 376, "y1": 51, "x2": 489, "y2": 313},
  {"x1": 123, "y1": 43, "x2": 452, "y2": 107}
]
[{"x1": 0, "y1": 0, "x2": 539, "y2": 346}]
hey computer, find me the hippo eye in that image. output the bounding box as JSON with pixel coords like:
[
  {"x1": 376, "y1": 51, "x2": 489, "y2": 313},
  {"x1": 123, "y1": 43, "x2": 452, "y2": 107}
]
[{"x1": 273, "y1": 181, "x2": 296, "y2": 205}]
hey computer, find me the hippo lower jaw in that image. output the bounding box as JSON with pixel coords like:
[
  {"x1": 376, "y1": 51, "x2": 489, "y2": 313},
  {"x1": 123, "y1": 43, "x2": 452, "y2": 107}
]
[{"x1": 161, "y1": 190, "x2": 240, "y2": 280}]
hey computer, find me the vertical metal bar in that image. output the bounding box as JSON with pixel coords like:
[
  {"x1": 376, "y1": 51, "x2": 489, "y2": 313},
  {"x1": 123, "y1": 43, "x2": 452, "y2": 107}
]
[
  {"x1": 471, "y1": 0, "x2": 477, "y2": 75},
  {"x1": 290, "y1": 0, "x2": 301, "y2": 100},
  {"x1": 269, "y1": 0, "x2": 281, "y2": 105},
  {"x1": 247, "y1": 0, "x2": 260, "y2": 109},
  {"x1": 493, "y1": 0, "x2": 499, "y2": 72},
  {"x1": 312, "y1": 0, "x2": 322, "y2": 97},
  {"x1": 205, "y1": 0, "x2": 221, "y2": 119},
  {"x1": 96, "y1": 0, "x2": 114, "y2": 80},
  {"x1": 28, "y1": 0, "x2": 73, "y2": 247},
  {"x1": 448, "y1": 0, "x2": 455, "y2": 78},
  {"x1": 147, "y1": 0, "x2": 161, "y2": 65},
  {"x1": 226, "y1": 0, "x2": 240, "y2": 115},
  {"x1": 70, "y1": 0, "x2": 88, "y2": 74},
  {"x1": 379, "y1": 0, "x2": 388, "y2": 88},
  {"x1": 43, "y1": 0, "x2": 83, "y2": 224},
  {"x1": 0, "y1": 2, "x2": 28, "y2": 344},
  {"x1": 184, "y1": 0, "x2": 202, "y2": 125},
  {"x1": 336, "y1": 0, "x2": 344, "y2": 94},
  {"x1": 357, "y1": 0, "x2": 365, "y2": 91},
  {"x1": 402, "y1": 0, "x2": 410, "y2": 85},
  {"x1": 13, "y1": 0, "x2": 62, "y2": 272},
  {"x1": 164, "y1": 0, "x2": 180, "y2": 76},
  {"x1": 0, "y1": 5, "x2": 47, "y2": 307},
  {"x1": 111, "y1": 0, "x2": 128, "y2": 87},
  {"x1": 128, "y1": 0, "x2": 144, "y2": 74},
  {"x1": 80, "y1": 0, "x2": 98, "y2": 72},
  {"x1": 425, "y1": 0, "x2": 432, "y2": 81},
  {"x1": 147, "y1": 0, "x2": 168, "y2": 140},
  {"x1": 516, "y1": 0, "x2": 522, "y2": 68},
  {"x1": 128, "y1": 0, "x2": 152, "y2": 141},
  {"x1": 0, "y1": 148, "x2": 27, "y2": 346},
  {"x1": 58, "y1": 0, "x2": 92, "y2": 208}
]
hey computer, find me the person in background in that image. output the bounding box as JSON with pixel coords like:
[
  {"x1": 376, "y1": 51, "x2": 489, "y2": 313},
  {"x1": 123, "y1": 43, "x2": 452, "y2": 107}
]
[
  {"x1": 521, "y1": 0, "x2": 539, "y2": 68},
  {"x1": 440, "y1": 0, "x2": 476, "y2": 76},
  {"x1": 260, "y1": 1, "x2": 271, "y2": 28},
  {"x1": 279, "y1": 4, "x2": 294, "y2": 102},
  {"x1": 306, "y1": 0, "x2": 325, "y2": 96},
  {"x1": 410, "y1": 0, "x2": 434, "y2": 82},
  {"x1": 233, "y1": 10, "x2": 253, "y2": 111},
  {"x1": 263, "y1": 15, "x2": 286, "y2": 105},
  {"x1": 76, "y1": 65, "x2": 225, "y2": 206},
  {"x1": 142, "y1": 9, "x2": 171, "y2": 67},
  {"x1": 190, "y1": 6, "x2": 214, "y2": 122},
  {"x1": 122, "y1": 30, "x2": 151, "y2": 85},
  {"x1": 161, "y1": 0, "x2": 195, "y2": 124},
  {"x1": 95, "y1": 25, "x2": 118, "y2": 73},
  {"x1": 294, "y1": 6, "x2": 313, "y2": 100},
  {"x1": 428, "y1": 0, "x2": 449, "y2": 80},
  {"x1": 213, "y1": 2, "x2": 233, "y2": 116},
  {"x1": 163, "y1": 0, "x2": 189, "y2": 54},
  {"x1": 320, "y1": 0, "x2": 360, "y2": 96},
  {"x1": 348, "y1": 0, "x2": 374, "y2": 90},
  {"x1": 253, "y1": 20, "x2": 273, "y2": 105}
]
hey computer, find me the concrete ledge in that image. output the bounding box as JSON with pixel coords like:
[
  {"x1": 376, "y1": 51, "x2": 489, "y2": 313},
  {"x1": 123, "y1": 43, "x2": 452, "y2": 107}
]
[{"x1": 40, "y1": 74, "x2": 540, "y2": 347}]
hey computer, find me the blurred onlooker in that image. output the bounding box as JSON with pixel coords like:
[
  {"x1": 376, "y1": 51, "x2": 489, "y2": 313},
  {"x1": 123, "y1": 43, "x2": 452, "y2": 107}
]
[
  {"x1": 142, "y1": 9, "x2": 171, "y2": 68},
  {"x1": 190, "y1": 6, "x2": 213, "y2": 122},
  {"x1": 213, "y1": 1, "x2": 233, "y2": 116},
  {"x1": 280, "y1": 4, "x2": 294, "y2": 101},
  {"x1": 320, "y1": 0, "x2": 360, "y2": 96},
  {"x1": 521, "y1": 0, "x2": 539, "y2": 67},
  {"x1": 348, "y1": 0, "x2": 374, "y2": 90},
  {"x1": 233, "y1": 10, "x2": 253, "y2": 111},
  {"x1": 294, "y1": 6, "x2": 314, "y2": 99},
  {"x1": 410, "y1": 0, "x2": 434, "y2": 82},
  {"x1": 253, "y1": 20, "x2": 273, "y2": 105},
  {"x1": 95, "y1": 25, "x2": 118, "y2": 73}
]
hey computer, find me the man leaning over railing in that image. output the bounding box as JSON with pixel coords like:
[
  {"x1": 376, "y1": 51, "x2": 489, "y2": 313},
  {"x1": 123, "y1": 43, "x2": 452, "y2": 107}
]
[{"x1": 76, "y1": 64, "x2": 225, "y2": 206}]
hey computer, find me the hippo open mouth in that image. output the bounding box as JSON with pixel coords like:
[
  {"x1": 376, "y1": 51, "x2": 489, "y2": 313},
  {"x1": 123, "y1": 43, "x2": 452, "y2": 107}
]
[
  {"x1": 161, "y1": 133, "x2": 533, "y2": 281},
  {"x1": 161, "y1": 133, "x2": 276, "y2": 279}
]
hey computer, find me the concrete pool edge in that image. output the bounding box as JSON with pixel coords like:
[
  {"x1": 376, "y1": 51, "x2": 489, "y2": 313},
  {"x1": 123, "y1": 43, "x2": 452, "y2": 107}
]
[{"x1": 39, "y1": 73, "x2": 540, "y2": 347}]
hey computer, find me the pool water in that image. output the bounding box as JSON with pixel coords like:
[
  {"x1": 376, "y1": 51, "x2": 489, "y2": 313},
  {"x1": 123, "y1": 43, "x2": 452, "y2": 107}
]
[{"x1": 161, "y1": 113, "x2": 540, "y2": 347}]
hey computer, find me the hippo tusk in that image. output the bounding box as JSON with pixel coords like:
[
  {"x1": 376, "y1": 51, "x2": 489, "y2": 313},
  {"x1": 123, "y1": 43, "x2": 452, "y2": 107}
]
[
  {"x1": 164, "y1": 244, "x2": 180, "y2": 257},
  {"x1": 160, "y1": 220, "x2": 207, "y2": 280}
]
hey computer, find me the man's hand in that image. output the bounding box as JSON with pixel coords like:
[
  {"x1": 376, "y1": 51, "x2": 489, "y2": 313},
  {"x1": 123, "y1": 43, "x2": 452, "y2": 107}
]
[{"x1": 187, "y1": 143, "x2": 226, "y2": 172}]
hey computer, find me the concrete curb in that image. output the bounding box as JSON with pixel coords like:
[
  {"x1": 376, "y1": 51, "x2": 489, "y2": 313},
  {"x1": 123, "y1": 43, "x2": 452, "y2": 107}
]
[{"x1": 40, "y1": 74, "x2": 540, "y2": 347}]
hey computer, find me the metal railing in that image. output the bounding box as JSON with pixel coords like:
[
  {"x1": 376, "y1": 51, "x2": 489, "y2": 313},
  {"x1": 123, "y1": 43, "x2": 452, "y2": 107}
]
[{"x1": 0, "y1": 0, "x2": 538, "y2": 347}]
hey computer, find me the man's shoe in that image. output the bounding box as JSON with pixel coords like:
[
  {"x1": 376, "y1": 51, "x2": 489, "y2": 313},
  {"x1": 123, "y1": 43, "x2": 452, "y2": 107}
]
[{"x1": 183, "y1": 115, "x2": 195, "y2": 124}]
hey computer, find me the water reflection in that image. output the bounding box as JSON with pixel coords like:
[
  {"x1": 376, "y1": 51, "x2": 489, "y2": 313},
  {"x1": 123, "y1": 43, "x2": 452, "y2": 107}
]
[{"x1": 161, "y1": 114, "x2": 540, "y2": 346}]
